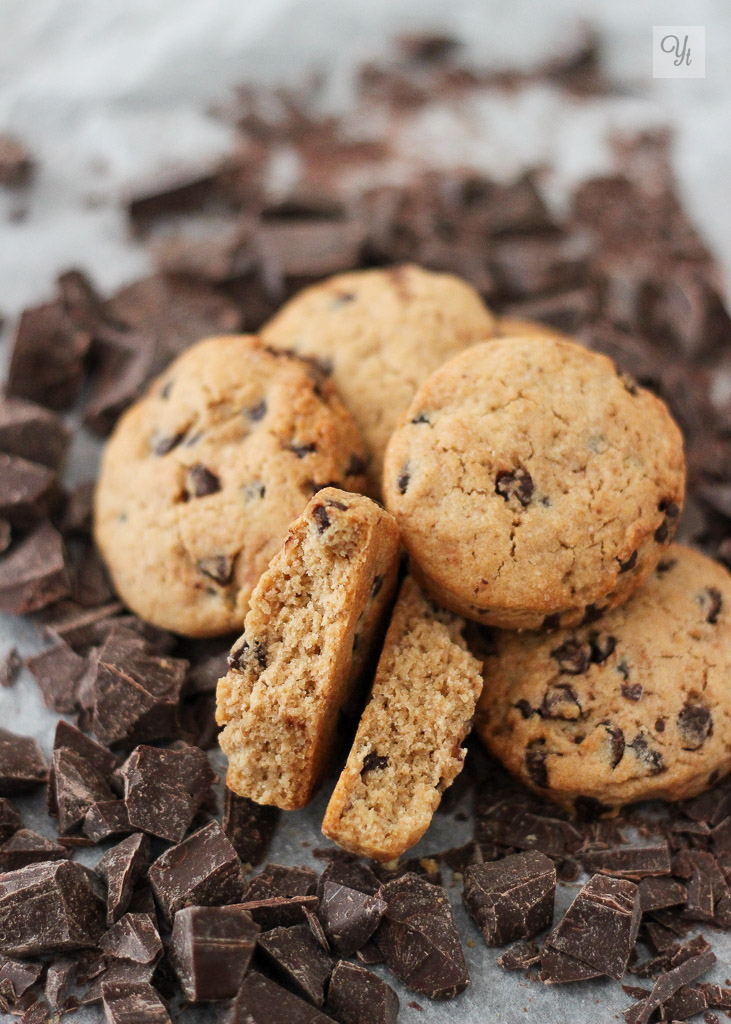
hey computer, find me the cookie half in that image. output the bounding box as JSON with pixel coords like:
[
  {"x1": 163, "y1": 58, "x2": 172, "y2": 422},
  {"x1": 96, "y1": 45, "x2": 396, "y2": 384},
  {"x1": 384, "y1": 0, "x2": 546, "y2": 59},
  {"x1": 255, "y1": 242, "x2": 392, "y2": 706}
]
[
  {"x1": 475, "y1": 545, "x2": 731, "y2": 814},
  {"x1": 322, "y1": 576, "x2": 483, "y2": 861},
  {"x1": 216, "y1": 488, "x2": 400, "y2": 810}
]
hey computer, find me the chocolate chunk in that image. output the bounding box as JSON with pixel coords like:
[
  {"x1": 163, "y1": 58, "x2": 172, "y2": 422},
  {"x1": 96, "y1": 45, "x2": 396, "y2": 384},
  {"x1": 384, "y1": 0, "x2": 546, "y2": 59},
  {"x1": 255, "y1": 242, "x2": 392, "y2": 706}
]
[
  {"x1": 638, "y1": 877, "x2": 687, "y2": 914},
  {"x1": 497, "y1": 939, "x2": 541, "y2": 971},
  {"x1": 100, "y1": 913, "x2": 162, "y2": 967},
  {"x1": 582, "y1": 844, "x2": 671, "y2": 880},
  {"x1": 539, "y1": 946, "x2": 604, "y2": 984},
  {"x1": 0, "y1": 958, "x2": 43, "y2": 1007},
  {"x1": 546, "y1": 874, "x2": 640, "y2": 980},
  {"x1": 462, "y1": 851, "x2": 556, "y2": 946},
  {"x1": 245, "y1": 863, "x2": 317, "y2": 901},
  {"x1": 495, "y1": 468, "x2": 533, "y2": 507},
  {"x1": 618, "y1": 549, "x2": 638, "y2": 573},
  {"x1": 0, "y1": 454, "x2": 59, "y2": 528},
  {"x1": 622, "y1": 682, "x2": 643, "y2": 701},
  {"x1": 375, "y1": 872, "x2": 469, "y2": 1000},
  {"x1": 0, "y1": 729, "x2": 47, "y2": 795},
  {"x1": 313, "y1": 504, "x2": 332, "y2": 532},
  {"x1": 238, "y1": 893, "x2": 319, "y2": 930},
  {"x1": 0, "y1": 648, "x2": 21, "y2": 689},
  {"x1": 148, "y1": 821, "x2": 244, "y2": 923},
  {"x1": 228, "y1": 971, "x2": 336, "y2": 1024},
  {"x1": 361, "y1": 751, "x2": 389, "y2": 774},
  {"x1": 258, "y1": 924, "x2": 332, "y2": 1006},
  {"x1": 197, "y1": 554, "x2": 234, "y2": 585},
  {"x1": 44, "y1": 959, "x2": 76, "y2": 1011},
  {"x1": 319, "y1": 882, "x2": 386, "y2": 955},
  {"x1": 678, "y1": 703, "x2": 713, "y2": 749},
  {"x1": 0, "y1": 798, "x2": 22, "y2": 842},
  {"x1": 51, "y1": 721, "x2": 118, "y2": 795},
  {"x1": 117, "y1": 744, "x2": 214, "y2": 842},
  {"x1": 525, "y1": 748, "x2": 548, "y2": 787},
  {"x1": 26, "y1": 643, "x2": 88, "y2": 714},
  {"x1": 169, "y1": 906, "x2": 258, "y2": 1003},
  {"x1": 6, "y1": 302, "x2": 88, "y2": 411},
  {"x1": 658, "y1": 984, "x2": 708, "y2": 1021},
  {"x1": 624, "y1": 948, "x2": 717, "y2": 1024},
  {"x1": 51, "y1": 747, "x2": 114, "y2": 835},
  {"x1": 82, "y1": 801, "x2": 132, "y2": 843},
  {"x1": 0, "y1": 860, "x2": 105, "y2": 956},
  {"x1": 101, "y1": 981, "x2": 171, "y2": 1024},
  {"x1": 0, "y1": 521, "x2": 70, "y2": 614},
  {"x1": 91, "y1": 625, "x2": 187, "y2": 748},
  {"x1": 186, "y1": 464, "x2": 221, "y2": 498},
  {"x1": 0, "y1": 398, "x2": 69, "y2": 470},
  {"x1": 550, "y1": 639, "x2": 590, "y2": 675},
  {"x1": 700, "y1": 586, "x2": 723, "y2": 624},
  {"x1": 222, "y1": 789, "x2": 279, "y2": 866},
  {"x1": 97, "y1": 833, "x2": 150, "y2": 926},
  {"x1": 151, "y1": 430, "x2": 185, "y2": 456},
  {"x1": 603, "y1": 722, "x2": 625, "y2": 768},
  {"x1": 327, "y1": 960, "x2": 399, "y2": 1024},
  {"x1": 541, "y1": 684, "x2": 581, "y2": 720},
  {"x1": 0, "y1": 829, "x2": 69, "y2": 871},
  {"x1": 317, "y1": 859, "x2": 381, "y2": 899},
  {"x1": 629, "y1": 733, "x2": 665, "y2": 775},
  {"x1": 654, "y1": 500, "x2": 680, "y2": 544},
  {"x1": 588, "y1": 632, "x2": 616, "y2": 664},
  {"x1": 397, "y1": 468, "x2": 410, "y2": 494}
]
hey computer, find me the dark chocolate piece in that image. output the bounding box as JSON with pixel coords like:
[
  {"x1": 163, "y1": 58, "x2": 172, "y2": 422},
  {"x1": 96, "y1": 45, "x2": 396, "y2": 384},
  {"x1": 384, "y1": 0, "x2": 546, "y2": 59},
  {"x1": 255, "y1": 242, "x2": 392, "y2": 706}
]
[
  {"x1": 184, "y1": 648, "x2": 229, "y2": 696},
  {"x1": 0, "y1": 828, "x2": 69, "y2": 871},
  {"x1": 258, "y1": 924, "x2": 332, "y2": 1006},
  {"x1": 25, "y1": 643, "x2": 88, "y2": 714},
  {"x1": 0, "y1": 647, "x2": 21, "y2": 688},
  {"x1": 497, "y1": 939, "x2": 541, "y2": 971},
  {"x1": 376, "y1": 872, "x2": 469, "y2": 1000},
  {"x1": 582, "y1": 844, "x2": 671, "y2": 880},
  {"x1": 6, "y1": 301, "x2": 88, "y2": 411},
  {"x1": 462, "y1": 851, "x2": 556, "y2": 946},
  {"x1": 0, "y1": 454, "x2": 59, "y2": 528},
  {"x1": 227, "y1": 971, "x2": 336, "y2": 1024},
  {"x1": 539, "y1": 946, "x2": 604, "y2": 984},
  {"x1": 100, "y1": 913, "x2": 162, "y2": 967},
  {"x1": 546, "y1": 873, "x2": 640, "y2": 980},
  {"x1": 52, "y1": 747, "x2": 114, "y2": 835},
  {"x1": 0, "y1": 521, "x2": 70, "y2": 614},
  {"x1": 0, "y1": 959, "x2": 43, "y2": 1007},
  {"x1": 0, "y1": 860, "x2": 105, "y2": 956},
  {"x1": 97, "y1": 833, "x2": 151, "y2": 926},
  {"x1": 83, "y1": 801, "x2": 133, "y2": 844},
  {"x1": 222, "y1": 788, "x2": 279, "y2": 866},
  {"x1": 245, "y1": 863, "x2": 317, "y2": 901},
  {"x1": 118, "y1": 744, "x2": 214, "y2": 842},
  {"x1": 148, "y1": 821, "x2": 244, "y2": 923},
  {"x1": 638, "y1": 877, "x2": 687, "y2": 914},
  {"x1": 624, "y1": 948, "x2": 717, "y2": 1024},
  {"x1": 319, "y1": 882, "x2": 386, "y2": 955},
  {"x1": 44, "y1": 958, "x2": 76, "y2": 1011},
  {"x1": 0, "y1": 798, "x2": 22, "y2": 841},
  {"x1": 101, "y1": 981, "x2": 171, "y2": 1024},
  {"x1": 170, "y1": 904, "x2": 259, "y2": 1002},
  {"x1": 316, "y1": 858, "x2": 381, "y2": 898},
  {"x1": 0, "y1": 728, "x2": 47, "y2": 795},
  {"x1": 327, "y1": 960, "x2": 399, "y2": 1024},
  {"x1": 50, "y1": 720, "x2": 118, "y2": 811},
  {"x1": 237, "y1": 894, "x2": 319, "y2": 930}
]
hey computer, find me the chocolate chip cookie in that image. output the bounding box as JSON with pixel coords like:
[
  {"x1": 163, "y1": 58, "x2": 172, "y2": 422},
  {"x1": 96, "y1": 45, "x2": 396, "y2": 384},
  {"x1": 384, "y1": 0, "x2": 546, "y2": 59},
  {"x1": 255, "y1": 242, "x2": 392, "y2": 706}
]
[
  {"x1": 383, "y1": 335, "x2": 685, "y2": 630},
  {"x1": 475, "y1": 545, "x2": 731, "y2": 814},
  {"x1": 261, "y1": 265, "x2": 495, "y2": 495},
  {"x1": 94, "y1": 336, "x2": 366, "y2": 637},
  {"x1": 322, "y1": 575, "x2": 483, "y2": 861},
  {"x1": 216, "y1": 488, "x2": 400, "y2": 810}
]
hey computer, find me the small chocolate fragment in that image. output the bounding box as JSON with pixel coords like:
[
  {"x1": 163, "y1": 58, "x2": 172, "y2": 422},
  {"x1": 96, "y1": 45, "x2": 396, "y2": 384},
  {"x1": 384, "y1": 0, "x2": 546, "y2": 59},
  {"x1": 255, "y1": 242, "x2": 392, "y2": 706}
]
[
  {"x1": 376, "y1": 872, "x2": 469, "y2": 1000},
  {"x1": 658, "y1": 983, "x2": 708, "y2": 1020},
  {"x1": 327, "y1": 960, "x2": 399, "y2": 1024},
  {"x1": 629, "y1": 733, "x2": 665, "y2": 775},
  {"x1": 541, "y1": 684, "x2": 581, "y2": 720},
  {"x1": 495, "y1": 468, "x2": 534, "y2": 507},
  {"x1": 228, "y1": 971, "x2": 337, "y2": 1024},
  {"x1": 0, "y1": 729, "x2": 47, "y2": 795},
  {"x1": 245, "y1": 863, "x2": 317, "y2": 901},
  {"x1": 82, "y1": 801, "x2": 132, "y2": 844},
  {"x1": 222, "y1": 789, "x2": 280, "y2": 866},
  {"x1": 0, "y1": 454, "x2": 59, "y2": 528},
  {"x1": 497, "y1": 939, "x2": 541, "y2": 971},
  {"x1": 148, "y1": 821, "x2": 244, "y2": 923},
  {"x1": 582, "y1": 844, "x2": 671, "y2": 880},
  {"x1": 539, "y1": 946, "x2": 604, "y2": 984},
  {"x1": 44, "y1": 959, "x2": 76, "y2": 1011},
  {"x1": 258, "y1": 924, "x2": 332, "y2": 1006},
  {"x1": 0, "y1": 647, "x2": 21, "y2": 689},
  {"x1": 186, "y1": 464, "x2": 221, "y2": 499},
  {"x1": 0, "y1": 798, "x2": 22, "y2": 841},
  {"x1": 118, "y1": 744, "x2": 214, "y2": 842},
  {"x1": 100, "y1": 913, "x2": 162, "y2": 968},
  {"x1": 101, "y1": 981, "x2": 171, "y2": 1024},
  {"x1": 52, "y1": 747, "x2": 114, "y2": 835},
  {"x1": 97, "y1": 833, "x2": 151, "y2": 926},
  {"x1": 550, "y1": 639, "x2": 590, "y2": 675},
  {"x1": 316, "y1": 859, "x2": 381, "y2": 899},
  {"x1": 170, "y1": 904, "x2": 259, "y2": 1002},
  {"x1": 25, "y1": 643, "x2": 88, "y2": 714},
  {"x1": 623, "y1": 948, "x2": 717, "y2": 1024},
  {"x1": 622, "y1": 683, "x2": 643, "y2": 701},
  {"x1": 237, "y1": 894, "x2": 319, "y2": 930},
  {"x1": 0, "y1": 860, "x2": 105, "y2": 956},
  {"x1": 6, "y1": 302, "x2": 88, "y2": 411},
  {"x1": 50, "y1": 720, "x2": 118, "y2": 810},
  {"x1": 319, "y1": 882, "x2": 386, "y2": 955},
  {"x1": 638, "y1": 877, "x2": 687, "y2": 914},
  {"x1": 546, "y1": 873, "x2": 640, "y2": 980},
  {"x1": 197, "y1": 554, "x2": 234, "y2": 586},
  {"x1": 524, "y1": 748, "x2": 548, "y2": 787},
  {"x1": 0, "y1": 959, "x2": 43, "y2": 1007},
  {"x1": 462, "y1": 851, "x2": 556, "y2": 946},
  {"x1": 0, "y1": 828, "x2": 69, "y2": 871},
  {"x1": 677, "y1": 703, "x2": 713, "y2": 750},
  {"x1": 0, "y1": 521, "x2": 70, "y2": 614}
]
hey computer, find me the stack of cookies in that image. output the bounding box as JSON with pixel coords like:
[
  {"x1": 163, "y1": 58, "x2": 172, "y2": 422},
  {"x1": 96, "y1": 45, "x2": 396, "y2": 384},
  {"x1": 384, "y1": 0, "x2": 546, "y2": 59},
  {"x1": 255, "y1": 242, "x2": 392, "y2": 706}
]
[{"x1": 94, "y1": 262, "x2": 731, "y2": 865}]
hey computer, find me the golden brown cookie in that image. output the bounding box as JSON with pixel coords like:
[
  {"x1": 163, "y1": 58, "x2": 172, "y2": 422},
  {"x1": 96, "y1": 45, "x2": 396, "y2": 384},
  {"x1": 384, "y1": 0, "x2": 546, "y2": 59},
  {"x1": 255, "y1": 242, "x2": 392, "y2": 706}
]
[
  {"x1": 322, "y1": 575, "x2": 483, "y2": 861},
  {"x1": 94, "y1": 336, "x2": 366, "y2": 638},
  {"x1": 216, "y1": 488, "x2": 400, "y2": 810},
  {"x1": 261, "y1": 265, "x2": 495, "y2": 495},
  {"x1": 383, "y1": 335, "x2": 685, "y2": 630},
  {"x1": 475, "y1": 546, "x2": 731, "y2": 814}
]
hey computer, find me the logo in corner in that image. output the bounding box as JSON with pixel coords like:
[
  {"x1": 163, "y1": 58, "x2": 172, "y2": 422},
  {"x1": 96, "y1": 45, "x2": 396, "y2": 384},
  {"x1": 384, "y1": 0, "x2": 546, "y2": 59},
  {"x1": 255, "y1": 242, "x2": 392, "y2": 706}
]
[{"x1": 653, "y1": 26, "x2": 705, "y2": 78}]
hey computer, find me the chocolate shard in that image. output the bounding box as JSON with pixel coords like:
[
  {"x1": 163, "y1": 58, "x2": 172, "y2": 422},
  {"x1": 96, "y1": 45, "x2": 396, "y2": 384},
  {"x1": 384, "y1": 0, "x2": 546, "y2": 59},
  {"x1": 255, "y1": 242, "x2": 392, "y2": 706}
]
[
  {"x1": 99, "y1": 913, "x2": 162, "y2": 966},
  {"x1": 91, "y1": 625, "x2": 187, "y2": 748},
  {"x1": 497, "y1": 939, "x2": 541, "y2": 971},
  {"x1": 44, "y1": 958, "x2": 76, "y2": 1011},
  {"x1": 6, "y1": 301, "x2": 89, "y2": 411},
  {"x1": 101, "y1": 981, "x2": 171, "y2": 1024},
  {"x1": 657, "y1": 984, "x2": 708, "y2": 1021},
  {"x1": 0, "y1": 958, "x2": 43, "y2": 1005},
  {"x1": 582, "y1": 844, "x2": 671, "y2": 880},
  {"x1": 82, "y1": 801, "x2": 132, "y2": 844},
  {"x1": 226, "y1": 971, "x2": 337, "y2": 1024},
  {"x1": 97, "y1": 834, "x2": 151, "y2": 926},
  {"x1": 117, "y1": 744, "x2": 214, "y2": 842},
  {"x1": 0, "y1": 454, "x2": 59, "y2": 528},
  {"x1": 318, "y1": 881, "x2": 386, "y2": 955},
  {"x1": 236, "y1": 894, "x2": 319, "y2": 930},
  {"x1": 0, "y1": 798, "x2": 22, "y2": 842},
  {"x1": 257, "y1": 924, "x2": 332, "y2": 1006},
  {"x1": 222, "y1": 788, "x2": 280, "y2": 866},
  {"x1": 0, "y1": 399, "x2": 70, "y2": 470},
  {"x1": 170, "y1": 904, "x2": 259, "y2": 1002},
  {"x1": 316, "y1": 859, "x2": 381, "y2": 899},
  {"x1": 0, "y1": 728, "x2": 47, "y2": 795},
  {"x1": 375, "y1": 872, "x2": 469, "y2": 1000},
  {"x1": 623, "y1": 948, "x2": 717, "y2": 1024},
  {"x1": 245, "y1": 863, "x2": 317, "y2": 901},
  {"x1": 546, "y1": 873, "x2": 640, "y2": 981},
  {"x1": 0, "y1": 860, "x2": 105, "y2": 956},
  {"x1": 0, "y1": 521, "x2": 70, "y2": 615},
  {"x1": 462, "y1": 851, "x2": 556, "y2": 946},
  {"x1": 52, "y1": 747, "x2": 114, "y2": 835},
  {"x1": 638, "y1": 877, "x2": 687, "y2": 914},
  {"x1": 25, "y1": 643, "x2": 88, "y2": 714},
  {"x1": 327, "y1": 960, "x2": 399, "y2": 1024},
  {"x1": 49, "y1": 720, "x2": 118, "y2": 814},
  {"x1": 148, "y1": 821, "x2": 244, "y2": 923},
  {"x1": 0, "y1": 828, "x2": 70, "y2": 871}
]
